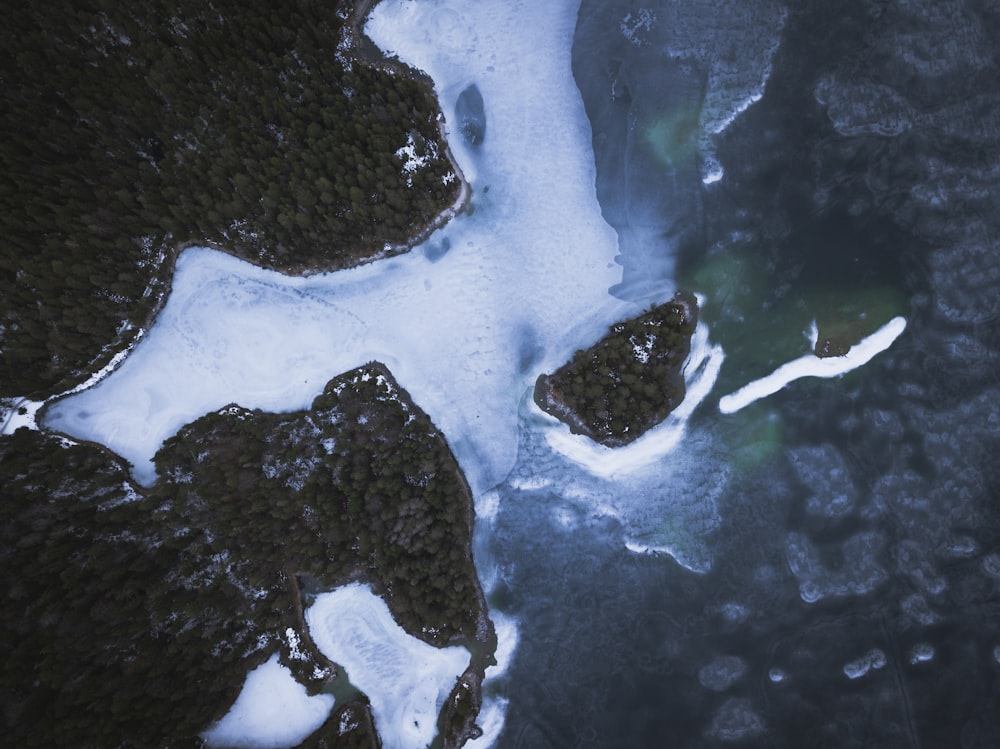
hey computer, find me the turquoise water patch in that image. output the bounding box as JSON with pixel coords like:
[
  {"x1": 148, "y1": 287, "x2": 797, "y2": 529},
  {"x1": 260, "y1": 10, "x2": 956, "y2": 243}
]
[
  {"x1": 643, "y1": 106, "x2": 700, "y2": 166},
  {"x1": 726, "y1": 406, "x2": 784, "y2": 473},
  {"x1": 683, "y1": 244, "x2": 907, "y2": 394}
]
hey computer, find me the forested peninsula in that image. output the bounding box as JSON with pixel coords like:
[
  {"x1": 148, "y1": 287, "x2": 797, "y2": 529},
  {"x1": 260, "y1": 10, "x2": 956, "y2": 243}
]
[{"x1": 1, "y1": 2, "x2": 491, "y2": 747}]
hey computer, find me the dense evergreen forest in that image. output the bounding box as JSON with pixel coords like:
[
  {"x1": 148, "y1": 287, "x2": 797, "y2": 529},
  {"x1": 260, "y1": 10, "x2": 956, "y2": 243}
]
[
  {"x1": 0, "y1": 2, "x2": 492, "y2": 745},
  {"x1": 535, "y1": 292, "x2": 699, "y2": 446},
  {"x1": 0, "y1": 0, "x2": 460, "y2": 398},
  {"x1": 1, "y1": 364, "x2": 493, "y2": 748}
]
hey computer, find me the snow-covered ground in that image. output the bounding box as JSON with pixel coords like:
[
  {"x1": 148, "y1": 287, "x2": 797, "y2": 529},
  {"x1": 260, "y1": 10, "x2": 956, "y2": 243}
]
[
  {"x1": 306, "y1": 583, "x2": 470, "y2": 749},
  {"x1": 1, "y1": 398, "x2": 43, "y2": 434},
  {"x1": 45, "y1": 0, "x2": 631, "y2": 495}
]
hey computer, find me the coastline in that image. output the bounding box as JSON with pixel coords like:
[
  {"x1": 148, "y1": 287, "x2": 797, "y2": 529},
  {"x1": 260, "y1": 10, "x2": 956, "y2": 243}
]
[{"x1": 534, "y1": 292, "x2": 699, "y2": 448}]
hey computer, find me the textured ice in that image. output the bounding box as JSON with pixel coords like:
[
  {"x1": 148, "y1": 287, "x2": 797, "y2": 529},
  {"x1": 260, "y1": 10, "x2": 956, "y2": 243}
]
[
  {"x1": 305, "y1": 583, "x2": 469, "y2": 749},
  {"x1": 580, "y1": 0, "x2": 785, "y2": 186},
  {"x1": 815, "y1": 75, "x2": 915, "y2": 137},
  {"x1": 708, "y1": 698, "x2": 764, "y2": 741},
  {"x1": 786, "y1": 445, "x2": 859, "y2": 519},
  {"x1": 908, "y1": 643, "x2": 935, "y2": 665},
  {"x1": 697, "y1": 655, "x2": 747, "y2": 692},
  {"x1": 201, "y1": 654, "x2": 334, "y2": 748},
  {"x1": 508, "y1": 402, "x2": 727, "y2": 572},
  {"x1": 786, "y1": 531, "x2": 888, "y2": 604}
]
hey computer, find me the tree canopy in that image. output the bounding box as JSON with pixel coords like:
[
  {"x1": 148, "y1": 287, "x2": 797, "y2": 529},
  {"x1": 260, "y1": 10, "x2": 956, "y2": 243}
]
[
  {"x1": 1, "y1": 364, "x2": 492, "y2": 748},
  {"x1": 1, "y1": 0, "x2": 459, "y2": 397}
]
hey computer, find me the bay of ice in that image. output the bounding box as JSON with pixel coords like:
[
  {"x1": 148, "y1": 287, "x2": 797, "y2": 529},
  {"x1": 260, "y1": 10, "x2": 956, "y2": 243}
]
[{"x1": 201, "y1": 654, "x2": 334, "y2": 749}]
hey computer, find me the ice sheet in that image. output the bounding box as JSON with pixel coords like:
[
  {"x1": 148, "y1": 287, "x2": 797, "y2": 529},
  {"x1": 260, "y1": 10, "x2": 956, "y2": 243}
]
[
  {"x1": 305, "y1": 583, "x2": 470, "y2": 749},
  {"x1": 201, "y1": 654, "x2": 334, "y2": 748}
]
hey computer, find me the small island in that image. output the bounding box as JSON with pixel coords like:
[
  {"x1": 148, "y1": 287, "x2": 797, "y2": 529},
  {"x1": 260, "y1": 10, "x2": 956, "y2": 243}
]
[{"x1": 534, "y1": 292, "x2": 698, "y2": 446}]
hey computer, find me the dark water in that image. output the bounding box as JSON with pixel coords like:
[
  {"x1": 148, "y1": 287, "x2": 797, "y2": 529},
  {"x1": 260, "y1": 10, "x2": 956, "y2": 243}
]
[{"x1": 492, "y1": 0, "x2": 1000, "y2": 746}]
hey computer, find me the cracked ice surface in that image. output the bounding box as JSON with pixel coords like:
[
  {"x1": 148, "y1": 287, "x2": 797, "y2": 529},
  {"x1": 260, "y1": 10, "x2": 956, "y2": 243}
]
[{"x1": 44, "y1": 0, "x2": 633, "y2": 496}]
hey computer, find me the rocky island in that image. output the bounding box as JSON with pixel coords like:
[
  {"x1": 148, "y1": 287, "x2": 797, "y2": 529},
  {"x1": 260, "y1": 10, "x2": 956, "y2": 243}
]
[{"x1": 534, "y1": 291, "x2": 698, "y2": 446}]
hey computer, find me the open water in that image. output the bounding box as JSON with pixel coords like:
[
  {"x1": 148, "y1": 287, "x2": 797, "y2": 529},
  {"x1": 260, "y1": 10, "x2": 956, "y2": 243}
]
[{"x1": 488, "y1": 0, "x2": 1000, "y2": 746}]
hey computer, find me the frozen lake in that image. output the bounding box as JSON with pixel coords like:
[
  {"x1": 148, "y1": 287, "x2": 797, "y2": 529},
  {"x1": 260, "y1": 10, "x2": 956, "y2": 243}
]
[{"x1": 36, "y1": 0, "x2": 992, "y2": 747}]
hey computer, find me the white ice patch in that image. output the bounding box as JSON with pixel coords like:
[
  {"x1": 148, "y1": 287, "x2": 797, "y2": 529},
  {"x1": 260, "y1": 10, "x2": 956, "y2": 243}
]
[
  {"x1": 475, "y1": 488, "x2": 502, "y2": 523},
  {"x1": 305, "y1": 583, "x2": 469, "y2": 749},
  {"x1": 5, "y1": 326, "x2": 139, "y2": 436},
  {"x1": 709, "y1": 92, "x2": 764, "y2": 136},
  {"x1": 719, "y1": 317, "x2": 907, "y2": 414},
  {"x1": 843, "y1": 648, "x2": 887, "y2": 680},
  {"x1": 908, "y1": 643, "x2": 935, "y2": 665},
  {"x1": 201, "y1": 654, "x2": 334, "y2": 748},
  {"x1": 701, "y1": 165, "x2": 725, "y2": 185},
  {"x1": 485, "y1": 611, "x2": 520, "y2": 681},
  {"x1": 1, "y1": 398, "x2": 44, "y2": 435},
  {"x1": 465, "y1": 697, "x2": 509, "y2": 749},
  {"x1": 466, "y1": 611, "x2": 519, "y2": 749}
]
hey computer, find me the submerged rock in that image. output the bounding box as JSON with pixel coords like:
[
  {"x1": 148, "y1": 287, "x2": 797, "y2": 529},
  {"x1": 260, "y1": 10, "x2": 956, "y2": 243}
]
[
  {"x1": 698, "y1": 655, "x2": 748, "y2": 692},
  {"x1": 455, "y1": 83, "x2": 486, "y2": 146}
]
